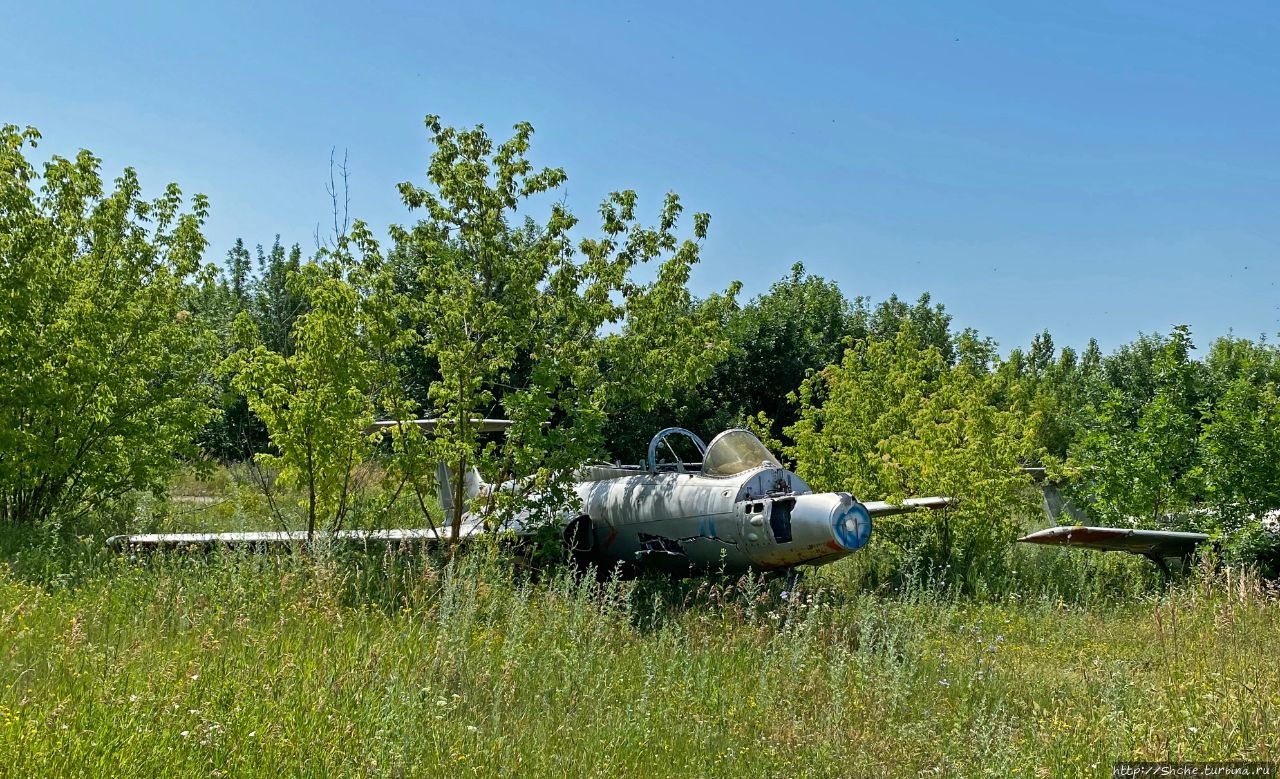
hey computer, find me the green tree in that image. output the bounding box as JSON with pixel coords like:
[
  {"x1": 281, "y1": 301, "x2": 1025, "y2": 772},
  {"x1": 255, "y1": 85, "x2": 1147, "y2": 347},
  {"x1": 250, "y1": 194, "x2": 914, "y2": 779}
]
[
  {"x1": 605, "y1": 262, "x2": 857, "y2": 457},
  {"x1": 250, "y1": 238, "x2": 308, "y2": 357},
  {"x1": 991, "y1": 331, "x2": 1109, "y2": 468},
  {"x1": 858, "y1": 292, "x2": 956, "y2": 364},
  {"x1": 0, "y1": 125, "x2": 215, "y2": 527},
  {"x1": 787, "y1": 322, "x2": 1035, "y2": 585},
  {"x1": 391, "y1": 116, "x2": 737, "y2": 540},
  {"x1": 1200, "y1": 376, "x2": 1280, "y2": 527},
  {"x1": 191, "y1": 237, "x2": 317, "y2": 462},
  {"x1": 188, "y1": 240, "x2": 269, "y2": 461},
  {"x1": 225, "y1": 225, "x2": 403, "y2": 537},
  {"x1": 1068, "y1": 325, "x2": 1204, "y2": 526},
  {"x1": 1197, "y1": 337, "x2": 1280, "y2": 571}
]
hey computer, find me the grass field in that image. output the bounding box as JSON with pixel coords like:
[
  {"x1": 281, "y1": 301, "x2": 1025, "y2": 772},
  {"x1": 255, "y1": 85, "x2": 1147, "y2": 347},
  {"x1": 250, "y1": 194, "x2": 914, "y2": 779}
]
[{"x1": 1, "y1": 528, "x2": 1277, "y2": 778}]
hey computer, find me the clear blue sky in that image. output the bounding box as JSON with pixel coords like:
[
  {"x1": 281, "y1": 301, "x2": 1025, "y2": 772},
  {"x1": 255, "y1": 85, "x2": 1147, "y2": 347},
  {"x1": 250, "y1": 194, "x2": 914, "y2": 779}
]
[{"x1": 6, "y1": 1, "x2": 1278, "y2": 354}]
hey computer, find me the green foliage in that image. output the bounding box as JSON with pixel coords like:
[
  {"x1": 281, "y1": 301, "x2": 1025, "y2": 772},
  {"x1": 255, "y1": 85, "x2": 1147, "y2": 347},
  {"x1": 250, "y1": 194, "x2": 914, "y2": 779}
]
[
  {"x1": 993, "y1": 326, "x2": 1280, "y2": 571},
  {"x1": 0, "y1": 125, "x2": 215, "y2": 528},
  {"x1": 717, "y1": 263, "x2": 856, "y2": 442},
  {"x1": 993, "y1": 331, "x2": 1107, "y2": 467},
  {"x1": 390, "y1": 115, "x2": 737, "y2": 534},
  {"x1": 246, "y1": 238, "x2": 308, "y2": 356},
  {"x1": 1068, "y1": 326, "x2": 1205, "y2": 526},
  {"x1": 717, "y1": 262, "x2": 858, "y2": 434},
  {"x1": 858, "y1": 291, "x2": 957, "y2": 364},
  {"x1": 1198, "y1": 336, "x2": 1280, "y2": 532},
  {"x1": 224, "y1": 229, "x2": 404, "y2": 536},
  {"x1": 10, "y1": 114, "x2": 1280, "y2": 577},
  {"x1": 787, "y1": 323, "x2": 1037, "y2": 587},
  {"x1": 1201, "y1": 377, "x2": 1280, "y2": 527},
  {"x1": 605, "y1": 261, "x2": 871, "y2": 458},
  {"x1": 190, "y1": 238, "x2": 312, "y2": 461},
  {"x1": 1196, "y1": 339, "x2": 1280, "y2": 571}
]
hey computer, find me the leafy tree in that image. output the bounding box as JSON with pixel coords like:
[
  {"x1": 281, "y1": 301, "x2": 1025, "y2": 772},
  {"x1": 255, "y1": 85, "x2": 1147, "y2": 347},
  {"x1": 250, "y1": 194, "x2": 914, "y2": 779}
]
[
  {"x1": 225, "y1": 225, "x2": 403, "y2": 536},
  {"x1": 0, "y1": 125, "x2": 215, "y2": 527},
  {"x1": 1197, "y1": 337, "x2": 1280, "y2": 574},
  {"x1": 787, "y1": 322, "x2": 1036, "y2": 585},
  {"x1": 605, "y1": 262, "x2": 857, "y2": 457},
  {"x1": 390, "y1": 115, "x2": 737, "y2": 540},
  {"x1": 250, "y1": 238, "x2": 308, "y2": 357},
  {"x1": 1202, "y1": 335, "x2": 1280, "y2": 397},
  {"x1": 857, "y1": 292, "x2": 956, "y2": 364},
  {"x1": 992, "y1": 331, "x2": 1108, "y2": 467},
  {"x1": 1200, "y1": 375, "x2": 1280, "y2": 529},
  {"x1": 226, "y1": 237, "x2": 252, "y2": 304},
  {"x1": 187, "y1": 241, "x2": 264, "y2": 461},
  {"x1": 1096, "y1": 330, "x2": 1205, "y2": 426},
  {"x1": 714, "y1": 262, "x2": 857, "y2": 437},
  {"x1": 191, "y1": 237, "x2": 315, "y2": 462},
  {"x1": 1067, "y1": 326, "x2": 1204, "y2": 526}
]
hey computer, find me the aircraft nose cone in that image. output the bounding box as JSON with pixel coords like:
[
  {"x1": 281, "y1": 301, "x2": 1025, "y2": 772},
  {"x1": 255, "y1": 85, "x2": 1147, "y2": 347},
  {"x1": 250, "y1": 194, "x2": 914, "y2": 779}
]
[
  {"x1": 784, "y1": 493, "x2": 872, "y2": 554},
  {"x1": 831, "y1": 495, "x2": 872, "y2": 551}
]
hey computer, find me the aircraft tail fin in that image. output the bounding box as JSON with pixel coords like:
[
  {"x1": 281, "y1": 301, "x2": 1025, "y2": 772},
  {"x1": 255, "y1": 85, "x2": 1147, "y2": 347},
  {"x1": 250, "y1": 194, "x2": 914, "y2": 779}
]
[{"x1": 435, "y1": 461, "x2": 488, "y2": 517}]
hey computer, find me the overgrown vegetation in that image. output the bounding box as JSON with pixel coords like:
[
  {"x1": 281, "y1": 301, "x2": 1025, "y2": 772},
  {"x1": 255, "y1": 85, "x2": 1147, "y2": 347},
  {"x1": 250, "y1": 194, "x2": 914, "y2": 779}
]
[
  {"x1": 0, "y1": 125, "x2": 215, "y2": 528},
  {"x1": 6, "y1": 115, "x2": 1280, "y2": 577},
  {"x1": 1, "y1": 542, "x2": 1275, "y2": 778},
  {"x1": 3, "y1": 114, "x2": 1279, "y2": 777}
]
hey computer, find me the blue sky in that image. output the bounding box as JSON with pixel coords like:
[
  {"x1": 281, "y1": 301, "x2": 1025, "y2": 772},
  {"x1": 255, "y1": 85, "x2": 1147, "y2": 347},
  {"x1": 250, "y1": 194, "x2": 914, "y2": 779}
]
[{"x1": 5, "y1": 1, "x2": 1278, "y2": 353}]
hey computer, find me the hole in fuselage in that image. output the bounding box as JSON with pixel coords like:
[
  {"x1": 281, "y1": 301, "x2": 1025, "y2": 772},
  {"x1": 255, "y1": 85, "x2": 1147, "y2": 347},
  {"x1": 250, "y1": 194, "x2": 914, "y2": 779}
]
[{"x1": 770, "y1": 498, "x2": 794, "y2": 543}]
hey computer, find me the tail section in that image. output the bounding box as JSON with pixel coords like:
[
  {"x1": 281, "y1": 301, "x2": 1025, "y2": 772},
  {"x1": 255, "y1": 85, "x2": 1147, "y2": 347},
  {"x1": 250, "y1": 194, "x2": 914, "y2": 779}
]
[{"x1": 435, "y1": 461, "x2": 488, "y2": 517}]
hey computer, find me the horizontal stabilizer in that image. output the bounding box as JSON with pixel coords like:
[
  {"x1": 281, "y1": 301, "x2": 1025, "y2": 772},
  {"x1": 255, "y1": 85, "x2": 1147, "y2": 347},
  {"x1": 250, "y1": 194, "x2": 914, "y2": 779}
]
[
  {"x1": 106, "y1": 525, "x2": 486, "y2": 552},
  {"x1": 862, "y1": 496, "x2": 956, "y2": 516},
  {"x1": 1017, "y1": 525, "x2": 1208, "y2": 559}
]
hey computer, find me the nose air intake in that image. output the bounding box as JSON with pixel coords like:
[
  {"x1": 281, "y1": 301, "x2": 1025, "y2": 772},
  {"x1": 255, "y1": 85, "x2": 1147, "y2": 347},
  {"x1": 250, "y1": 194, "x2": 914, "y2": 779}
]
[
  {"x1": 831, "y1": 495, "x2": 872, "y2": 551},
  {"x1": 768, "y1": 492, "x2": 872, "y2": 559}
]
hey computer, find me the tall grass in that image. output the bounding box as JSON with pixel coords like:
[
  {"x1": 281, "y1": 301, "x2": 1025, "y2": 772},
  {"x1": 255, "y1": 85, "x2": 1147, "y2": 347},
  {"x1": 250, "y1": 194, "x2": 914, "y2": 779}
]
[{"x1": 1, "y1": 531, "x2": 1276, "y2": 778}]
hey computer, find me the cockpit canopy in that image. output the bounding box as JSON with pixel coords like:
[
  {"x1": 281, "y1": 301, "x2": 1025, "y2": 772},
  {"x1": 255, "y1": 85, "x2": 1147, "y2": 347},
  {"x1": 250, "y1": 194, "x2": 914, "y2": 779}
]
[
  {"x1": 646, "y1": 427, "x2": 783, "y2": 477},
  {"x1": 701, "y1": 429, "x2": 784, "y2": 477}
]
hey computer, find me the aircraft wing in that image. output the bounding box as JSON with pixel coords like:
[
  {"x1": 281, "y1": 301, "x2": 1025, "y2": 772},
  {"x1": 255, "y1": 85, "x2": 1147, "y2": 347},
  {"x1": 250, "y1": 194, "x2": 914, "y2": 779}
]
[
  {"x1": 105, "y1": 524, "x2": 487, "y2": 552},
  {"x1": 1017, "y1": 525, "x2": 1208, "y2": 558},
  {"x1": 862, "y1": 496, "x2": 956, "y2": 516}
]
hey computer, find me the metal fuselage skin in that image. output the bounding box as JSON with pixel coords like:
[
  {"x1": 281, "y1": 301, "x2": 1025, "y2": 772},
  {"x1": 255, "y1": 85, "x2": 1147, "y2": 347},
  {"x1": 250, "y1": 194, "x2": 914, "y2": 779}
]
[{"x1": 565, "y1": 463, "x2": 873, "y2": 576}]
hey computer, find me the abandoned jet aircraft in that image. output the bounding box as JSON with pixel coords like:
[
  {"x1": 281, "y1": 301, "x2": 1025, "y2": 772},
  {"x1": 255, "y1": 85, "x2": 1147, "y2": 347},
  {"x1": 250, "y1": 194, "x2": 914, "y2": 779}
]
[{"x1": 108, "y1": 425, "x2": 953, "y2": 577}]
